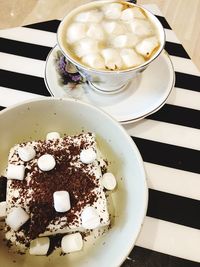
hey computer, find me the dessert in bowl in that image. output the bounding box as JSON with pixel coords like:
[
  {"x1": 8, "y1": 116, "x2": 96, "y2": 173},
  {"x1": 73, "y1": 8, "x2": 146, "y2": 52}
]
[
  {"x1": 57, "y1": 0, "x2": 165, "y2": 93},
  {"x1": 0, "y1": 98, "x2": 147, "y2": 267}
]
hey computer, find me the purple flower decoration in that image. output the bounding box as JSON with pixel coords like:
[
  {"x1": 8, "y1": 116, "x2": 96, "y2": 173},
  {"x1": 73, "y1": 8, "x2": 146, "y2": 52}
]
[{"x1": 55, "y1": 51, "x2": 85, "y2": 87}]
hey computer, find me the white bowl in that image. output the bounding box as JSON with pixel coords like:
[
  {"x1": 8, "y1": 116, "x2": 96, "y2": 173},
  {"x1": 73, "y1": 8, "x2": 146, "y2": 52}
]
[{"x1": 0, "y1": 98, "x2": 148, "y2": 267}]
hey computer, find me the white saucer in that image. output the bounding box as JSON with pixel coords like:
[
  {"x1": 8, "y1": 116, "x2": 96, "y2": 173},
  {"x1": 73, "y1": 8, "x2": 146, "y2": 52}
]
[{"x1": 44, "y1": 45, "x2": 175, "y2": 124}]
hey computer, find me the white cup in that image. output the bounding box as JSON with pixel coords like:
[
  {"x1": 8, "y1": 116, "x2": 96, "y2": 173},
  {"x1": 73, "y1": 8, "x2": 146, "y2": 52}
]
[{"x1": 57, "y1": 0, "x2": 165, "y2": 94}]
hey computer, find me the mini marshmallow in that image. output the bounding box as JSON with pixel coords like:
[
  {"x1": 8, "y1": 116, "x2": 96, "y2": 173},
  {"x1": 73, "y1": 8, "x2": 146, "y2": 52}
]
[
  {"x1": 135, "y1": 36, "x2": 159, "y2": 58},
  {"x1": 81, "y1": 206, "x2": 100, "y2": 229},
  {"x1": 120, "y1": 48, "x2": 145, "y2": 67},
  {"x1": 74, "y1": 11, "x2": 91, "y2": 22},
  {"x1": 37, "y1": 154, "x2": 56, "y2": 171},
  {"x1": 129, "y1": 19, "x2": 154, "y2": 37},
  {"x1": 75, "y1": 10, "x2": 103, "y2": 23},
  {"x1": 67, "y1": 23, "x2": 87, "y2": 44},
  {"x1": 18, "y1": 145, "x2": 36, "y2": 162},
  {"x1": 74, "y1": 38, "x2": 99, "y2": 58},
  {"x1": 112, "y1": 34, "x2": 139, "y2": 48},
  {"x1": 121, "y1": 7, "x2": 146, "y2": 21},
  {"x1": 101, "y1": 172, "x2": 117, "y2": 190},
  {"x1": 102, "y1": 21, "x2": 125, "y2": 35},
  {"x1": 61, "y1": 233, "x2": 83, "y2": 253},
  {"x1": 102, "y1": 3, "x2": 123, "y2": 19},
  {"x1": 46, "y1": 132, "x2": 61, "y2": 140},
  {"x1": 80, "y1": 148, "x2": 96, "y2": 164},
  {"x1": 0, "y1": 201, "x2": 6, "y2": 219},
  {"x1": 7, "y1": 164, "x2": 25, "y2": 181},
  {"x1": 6, "y1": 207, "x2": 29, "y2": 231},
  {"x1": 86, "y1": 24, "x2": 105, "y2": 41},
  {"x1": 82, "y1": 53, "x2": 105, "y2": 69},
  {"x1": 53, "y1": 191, "x2": 71, "y2": 212},
  {"x1": 30, "y1": 237, "x2": 50, "y2": 255},
  {"x1": 101, "y1": 48, "x2": 123, "y2": 70}
]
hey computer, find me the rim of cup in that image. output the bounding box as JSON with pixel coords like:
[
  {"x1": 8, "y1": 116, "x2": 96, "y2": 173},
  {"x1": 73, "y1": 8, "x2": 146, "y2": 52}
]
[{"x1": 57, "y1": 0, "x2": 166, "y2": 74}]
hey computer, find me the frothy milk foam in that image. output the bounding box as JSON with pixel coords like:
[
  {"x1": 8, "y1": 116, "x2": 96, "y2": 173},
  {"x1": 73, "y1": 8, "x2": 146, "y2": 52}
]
[{"x1": 60, "y1": 1, "x2": 161, "y2": 71}]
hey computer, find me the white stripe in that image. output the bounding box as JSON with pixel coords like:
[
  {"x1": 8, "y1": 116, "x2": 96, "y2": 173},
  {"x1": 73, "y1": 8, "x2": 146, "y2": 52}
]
[
  {"x1": 0, "y1": 53, "x2": 45, "y2": 77},
  {"x1": 0, "y1": 86, "x2": 44, "y2": 107},
  {"x1": 124, "y1": 119, "x2": 200, "y2": 150},
  {"x1": 143, "y1": 4, "x2": 163, "y2": 16},
  {"x1": 145, "y1": 162, "x2": 200, "y2": 201},
  {"x1": 167, "y1": 87, "x2": 200, "y2": 111},
  {"x1": 171, "y1": 55, "x2": 200, "y2": 76},
  {"x1": 0, "y1": 27, "x2": 56, "y2": 47},
  {"x1": 0, "y1": 7, "x2": 179, "y2": 50},
  {"x1": 136, "y1": 217, "x2": 200, "y2": 263},
  {"x1": 0, "y1": 6, "x2": 166, "y2": 48},
  {"x1": 165, "y1": 29, "x2": 180, "y2": 44}
]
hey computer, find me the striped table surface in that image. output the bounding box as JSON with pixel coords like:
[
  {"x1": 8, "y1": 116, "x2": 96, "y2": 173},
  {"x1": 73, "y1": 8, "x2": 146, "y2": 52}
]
[{"x1": 0, "y1": 4, "x2": 200, "y2": 267}]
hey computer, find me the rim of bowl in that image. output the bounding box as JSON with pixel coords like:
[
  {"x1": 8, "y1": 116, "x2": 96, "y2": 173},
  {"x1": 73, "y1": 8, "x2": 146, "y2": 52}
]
[
  {"x1": 0, "y1": 97, "x2": 148, "y2": 265},
  {"x1": 57, "y1": 0, "x2": 166, "y2": 74}
]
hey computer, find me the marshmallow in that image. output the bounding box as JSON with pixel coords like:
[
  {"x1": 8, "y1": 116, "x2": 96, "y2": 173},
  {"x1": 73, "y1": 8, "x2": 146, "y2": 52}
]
[
  {"x1": 18, "y1": 145, "x2": 36, "y2": 162},
  {"x1": 75, "y1": 10, "x2": 103, "y2": 23},
  {"x1": 102, "y1": 21, "x2": 125, "y2": 35},
  {"x1": 102, "y1": 3, "x2": 123, "y2": 19},
  {"x1": 80, "y1": 148, "x2": 96, "y2": 164},
  {"x1": 67, "y1": 23, "x2": 87, "y2": 44},
  {"x1": 135, "y1": 36, "x2": 159, "y2": 58},
  {"x1": 7, "y1": 164, "x2": 25, "y2": 180},
  {"x1": 129, "y1": 19, "x2": 154, "y2": 37},
  {"x1": 120, "y1": 48, "x2": 145, "y2": 67},
  {"x1": 53, "y1": 191, "x2": 71, "y2": 212},
  {"x1": 6, "y1": 207, "x2": 29, "y2": 231},
  {"x1": 74, "y1": 38, "x2": 99, "y2": 58},
  {"x1": 86, "y1": 24, "x2": 105, "y2": 41},
  {"x1": 37, "y1": 154, "x2": 56, "y2": 171},
  {"x1": 0, "y1": 201, "x2": 6, "y2": 219},
  {"x1": 61, "y1": 233, "x2": 83, "y2": 253},
  {"x1": 46, "y1": 132, "x2": 61, "y2": 140},
  {"x1": 81, "y1": 206, "x2": 100, "y2": 229},
  {"x1": 101, "y1": 173, "x2": 117, "y2": 190},
  {"x1": 82, "y1": 53, "x2": 105, "y2": 69},
  {"x1": 30, "y1": 237, "x2": 50, "y2": 255},
  {"x1": 112, "y1": 34, "x2": 139, "y2": 48},
  {"x1": 121, "y1": 7, "x2": 146, "y2": 21},
  {"x1": 101, "y1": 48, "x2": 123, "y2": 70}
]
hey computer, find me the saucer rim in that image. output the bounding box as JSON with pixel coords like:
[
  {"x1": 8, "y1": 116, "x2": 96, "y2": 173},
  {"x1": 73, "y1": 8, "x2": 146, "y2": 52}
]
[{"x1": 44, "y1": 46, "x2": 175, "y2": 124}]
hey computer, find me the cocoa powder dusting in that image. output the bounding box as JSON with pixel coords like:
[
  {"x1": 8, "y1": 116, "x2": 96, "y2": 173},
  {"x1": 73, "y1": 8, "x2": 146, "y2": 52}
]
[{"x1": 8, "y1": 133, "x2": 100, "y2": 244}]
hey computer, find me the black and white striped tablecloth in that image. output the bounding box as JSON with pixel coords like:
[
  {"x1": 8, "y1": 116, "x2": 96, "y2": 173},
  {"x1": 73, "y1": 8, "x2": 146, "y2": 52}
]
[{"x1": 0, "y1": 4, "x2": 200, "y2": 266}]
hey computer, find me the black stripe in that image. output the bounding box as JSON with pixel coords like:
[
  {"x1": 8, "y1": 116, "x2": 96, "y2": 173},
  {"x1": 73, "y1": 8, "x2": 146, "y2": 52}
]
[
  {"x1": 147, "y1": 104, "x2": 200, "y2": 129},
  {"x1": 0, "y1": 106, "x2": 5, "y2": 111},
  {"x1": 0, "y1": 39, "x2": 192, "y2": 66},
  {"x1": 24, "y1": 16, "x2": 171, "y2": 34},
  {"x1": 148, "y1": 189, "x2": 200, "y2": 229},
  {"x1": 165, "y1": 42, "x2": 190, "y2": 58},
  {"x1": 132, "y1": 137, "x2": 200, "y2": 174},
  {"x1": 175, "y1": 72, "x2": 200, "y2": 92},
  {"x1": 122, "y1": 246, "x2": 199, "y2": 267},
  {"x1": 0, "y1": 70, "x2": 50, "y2": 96},
  {"x1": 155, "y1": 15, "x2": 171, "y2": 30},
  {"x1": 24, "y1": 20, "x2": 60, "y2": 33},
  {"x1": 0, "y1": 38, "x2": 51, "y2": 60}
]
